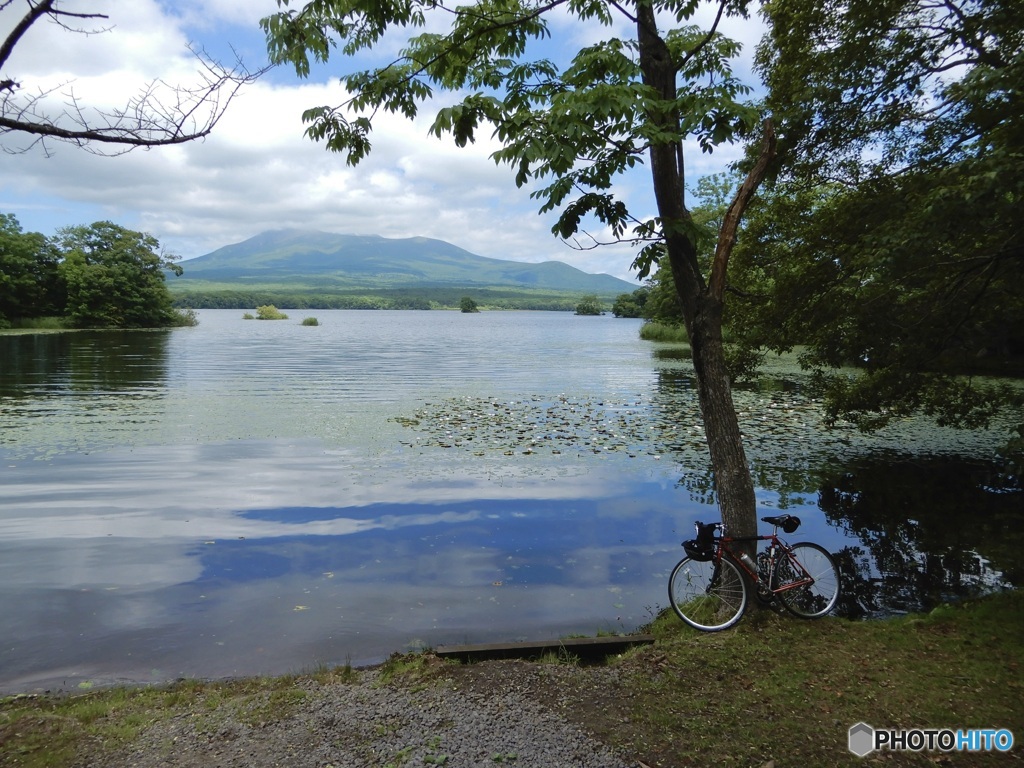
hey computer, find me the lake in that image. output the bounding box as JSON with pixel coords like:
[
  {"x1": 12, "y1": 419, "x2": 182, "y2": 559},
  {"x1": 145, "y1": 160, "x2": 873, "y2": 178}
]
[{"x1": 0, "y1": 310, "x2": 1020, "y2": 694}]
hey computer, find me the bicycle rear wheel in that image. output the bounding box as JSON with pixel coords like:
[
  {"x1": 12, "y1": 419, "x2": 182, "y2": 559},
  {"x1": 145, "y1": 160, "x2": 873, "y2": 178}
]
[
  {"x1": 774, "y1": 542, "x2": 840, "y2": 619},
  {"x1": 669, "y1": 555, "x2": 747, "y2": 631}
]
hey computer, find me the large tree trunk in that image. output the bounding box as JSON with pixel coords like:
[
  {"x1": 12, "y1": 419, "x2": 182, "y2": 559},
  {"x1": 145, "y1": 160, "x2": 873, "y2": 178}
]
[
  {"x1": 684, "y1": 293, "x2": 758, "y2": 540},
  {"x1": 636, "y1": 4, "x2": 774, "y2": 544}
]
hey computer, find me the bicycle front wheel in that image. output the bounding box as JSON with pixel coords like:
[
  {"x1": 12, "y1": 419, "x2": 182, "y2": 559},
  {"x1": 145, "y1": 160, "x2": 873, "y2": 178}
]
[
  {"x1": 774, "y1": 542, "x2": 840, "y2": 619},
  {"x1": 669, "y1": 556, "x2": 747, "y2": 631}
]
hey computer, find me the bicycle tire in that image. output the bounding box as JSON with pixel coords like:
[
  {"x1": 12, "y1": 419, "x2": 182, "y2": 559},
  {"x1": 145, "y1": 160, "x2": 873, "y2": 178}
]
[
  {"x1": 669, "y1": 555, "x2": 747, "y2": 631},
  {"x1": 773, "y1": 542, "x2": 840, "y2": 619}
]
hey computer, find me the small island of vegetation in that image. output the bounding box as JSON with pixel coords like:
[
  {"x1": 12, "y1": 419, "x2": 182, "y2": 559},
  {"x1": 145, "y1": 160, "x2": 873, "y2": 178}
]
[
  {"x1": 253, "y1": 305, "x2": 289, "y2": 320},
  {"x1": 574, "y1": 294, "x2": 604, "y2": 316},
  {"x1": 0, "y1": 215, "x2": 195, "y2": 330}
]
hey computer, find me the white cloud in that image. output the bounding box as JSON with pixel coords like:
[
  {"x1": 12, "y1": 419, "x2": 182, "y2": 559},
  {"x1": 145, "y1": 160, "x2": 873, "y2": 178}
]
[{"x1": 0, "y1": 1, "x2": 764, "y2": 281}]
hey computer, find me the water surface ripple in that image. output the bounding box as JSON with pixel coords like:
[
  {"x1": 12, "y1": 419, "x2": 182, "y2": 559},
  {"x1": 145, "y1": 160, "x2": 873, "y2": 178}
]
[{"x1": 0, "y1": 310, "x2": 1017, "y2": 694}]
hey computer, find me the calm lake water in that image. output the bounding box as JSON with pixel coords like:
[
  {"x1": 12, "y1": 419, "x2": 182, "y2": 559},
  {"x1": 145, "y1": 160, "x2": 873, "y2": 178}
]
[{"x1": 1, "y1": 310, "x2": 1020, "y2": 693}]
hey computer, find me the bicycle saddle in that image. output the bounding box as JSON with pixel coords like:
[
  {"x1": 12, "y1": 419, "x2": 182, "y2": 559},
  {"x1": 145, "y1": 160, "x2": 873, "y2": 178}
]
[{"x1": 761, "y1": 514, "x2": 801, "y2": 533}]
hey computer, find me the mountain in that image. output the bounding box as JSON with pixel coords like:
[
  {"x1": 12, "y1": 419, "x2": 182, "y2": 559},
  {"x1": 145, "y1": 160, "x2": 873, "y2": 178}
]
[{"x1": 174, "y1": 229, "x2": 636, "y2": 295}]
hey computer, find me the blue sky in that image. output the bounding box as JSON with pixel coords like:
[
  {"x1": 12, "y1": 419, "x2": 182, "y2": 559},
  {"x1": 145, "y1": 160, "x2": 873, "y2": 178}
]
[{"x1": 0, "y1": 1, "x2": 765, "y2": 281}]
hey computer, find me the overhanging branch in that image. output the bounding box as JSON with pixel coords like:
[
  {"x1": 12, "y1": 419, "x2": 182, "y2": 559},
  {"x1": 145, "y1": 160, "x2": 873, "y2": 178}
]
[{"x1": 0, "y1": 3, "x2": 266, "y2": 155}]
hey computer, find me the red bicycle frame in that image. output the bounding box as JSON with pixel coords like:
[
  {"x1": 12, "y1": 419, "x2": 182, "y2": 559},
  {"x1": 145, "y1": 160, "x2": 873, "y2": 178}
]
[{"x1": 713, "y1": 531, "x2": 816, "y2": 596}]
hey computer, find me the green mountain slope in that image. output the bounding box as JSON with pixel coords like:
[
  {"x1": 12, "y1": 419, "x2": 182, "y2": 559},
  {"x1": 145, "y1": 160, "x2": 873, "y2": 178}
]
[{"x1": 173, "y1": 229, "x2": 636, "y2": 295}]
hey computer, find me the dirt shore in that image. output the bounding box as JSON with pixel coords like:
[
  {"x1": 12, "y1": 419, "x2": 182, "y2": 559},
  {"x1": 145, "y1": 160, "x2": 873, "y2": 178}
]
[{"x1": 69, "y1": 656, "x2": 651, "y2": 768}]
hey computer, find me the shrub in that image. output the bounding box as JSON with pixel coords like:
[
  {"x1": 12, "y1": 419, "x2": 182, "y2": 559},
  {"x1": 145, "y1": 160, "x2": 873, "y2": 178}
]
[
  {"x1": 171, "y1": 308, "x2": 199, "y2": 327},
  {"x1": 301, "y1": 317, "x2": 319, "y2": 326},
  {"x1": 574, "y1": 294, "x2": 603, "y2": 316},
  {"x1": 255, "y1": 305, "x2": 288, "y2": 320}
]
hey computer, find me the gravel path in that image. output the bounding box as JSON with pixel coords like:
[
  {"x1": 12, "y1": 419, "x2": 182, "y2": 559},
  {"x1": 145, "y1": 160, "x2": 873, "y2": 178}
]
[{"x1": 80, "y1": 659, "x2": 637, "y2": 768}]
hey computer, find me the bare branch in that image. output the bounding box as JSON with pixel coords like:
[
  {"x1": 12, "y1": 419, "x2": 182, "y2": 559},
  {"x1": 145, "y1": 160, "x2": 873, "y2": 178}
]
[
  {"x1": 0, "y1": 0, "x2": 62, "y2": 70},
  {"x1": 0, "y1": 2, "x2": 267, "y2": 155}
]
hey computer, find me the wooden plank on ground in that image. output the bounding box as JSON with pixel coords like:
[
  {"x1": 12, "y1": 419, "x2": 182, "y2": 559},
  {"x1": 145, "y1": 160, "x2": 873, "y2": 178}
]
[{"x1": 435, "y1": 634, "x2": 655, "y2": 664}]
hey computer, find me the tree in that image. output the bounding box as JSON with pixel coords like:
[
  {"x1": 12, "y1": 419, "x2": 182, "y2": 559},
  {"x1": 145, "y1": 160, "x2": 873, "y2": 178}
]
[
  {"x1": 1, "y1": 0, "x2": 262, "y2": 155},
  {"x1": 739, "y1": 0, "x2": 1024, "y2": 430},
  {"x1": 56, "y1": 221, "x2": 183, "y2": 328},
  {"x1": 638, "y1": 171, "x2": 730, "y2": 330},
  {"x1": 611, "y1": 286, "x2": 649, "y2": 318},
  {"x1": 641, "y1": 258, "x2": 683, "y2": 324},
  {"x1": 575, "y1": 294, "x2": 604, "y2": 316},
  {"x1": 460, "y1": 296, "x2": 480, "y2": 313},
  {"x1": 263, "y1": 0, "x2": 775, "y2": 542},
  {"x1": 0, "y1": 212, "x2": 61, "y2": 326}
]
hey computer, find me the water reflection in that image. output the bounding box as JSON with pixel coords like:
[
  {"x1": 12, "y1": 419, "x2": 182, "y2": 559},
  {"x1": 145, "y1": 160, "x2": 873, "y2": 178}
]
[
  {"x1": 819, "y1": 457, "x2": 1021, "y2": 617},
  {"x1": 644, "y1": 361, "x2": 1022, "y2": 618},
  {"x1": 0, "y1": 434, "x2": 686, "y2": 692},
  {"x1": 0, "y1": 331, "x2": 171, "y2": 454},
  {"x1": 0, "y1": 330, "x2": 170, "y2": 397}
]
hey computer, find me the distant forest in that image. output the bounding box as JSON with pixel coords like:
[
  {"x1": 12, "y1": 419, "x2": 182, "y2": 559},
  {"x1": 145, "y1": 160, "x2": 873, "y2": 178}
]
[{"x1": 169, "y1": 287, "x2": 587, "y2": 312}]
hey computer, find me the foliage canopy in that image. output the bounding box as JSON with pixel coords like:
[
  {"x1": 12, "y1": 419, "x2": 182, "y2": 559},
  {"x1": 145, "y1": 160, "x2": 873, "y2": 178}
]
[
  {"x1": 0, "y1": 214, "x2": 192, "y2": 329},
  {"x1": 737, "y1": 0, "x2": 1024, "y2": 430},
  {"x1": 56, "y1": 222, "x2": 186, "y2": 328},
  {"x1": 0, "y1": 213, "x2": 62, "y2": 326}
]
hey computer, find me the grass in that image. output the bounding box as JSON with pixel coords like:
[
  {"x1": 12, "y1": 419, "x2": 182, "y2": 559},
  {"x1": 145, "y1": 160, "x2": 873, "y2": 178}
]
[
  {"x1": 537, "y1": 648, "x2": 582, "y2": 666},
  {"x1": 1, "y1": 312, "x2": 197, "y2": 331},
  {"x1": 4, "y1": 317, "x2": 67, "y2": 331},
  {"x1": 613, "y1": 591, "x2": 1024, "y2": 766},
  {"x1": 639, "y1": 321, "x2": 689, "y2": 342},
  {"x1": 170, "y1": 307, "x2": 199, "y2": 327},
  {"x1": 0, "y1": 668, "x2": 354, "y2": 768},
  {"x1": 1, "y1": 593, "x2": 1020, "y2": 768}
]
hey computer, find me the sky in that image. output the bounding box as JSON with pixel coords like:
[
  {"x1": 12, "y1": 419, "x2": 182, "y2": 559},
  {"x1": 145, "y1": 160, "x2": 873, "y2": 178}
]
[{"x1": 0, "y1": 0, "x2": 766, "y2": 282}]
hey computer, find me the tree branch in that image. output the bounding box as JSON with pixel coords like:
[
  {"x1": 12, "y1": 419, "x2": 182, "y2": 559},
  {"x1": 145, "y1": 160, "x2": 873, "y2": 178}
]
[
  {"x1": 709, "y1": 119, "x2": 777, "y2": 301},
  {"x1": 0, "y1": 4, "x2": 267, "y2": 157}
]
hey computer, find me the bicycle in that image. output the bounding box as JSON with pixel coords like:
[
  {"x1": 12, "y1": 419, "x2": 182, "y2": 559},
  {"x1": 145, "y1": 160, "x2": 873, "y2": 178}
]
[{"x1": 668, "y1": 513, "x2": 841, "y2": 631}]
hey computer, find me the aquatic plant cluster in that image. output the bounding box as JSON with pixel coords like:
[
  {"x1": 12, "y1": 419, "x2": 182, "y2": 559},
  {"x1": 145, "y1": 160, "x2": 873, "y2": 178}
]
[
  {"x1": 394, "y1": 394, "x2": 669, "y2": 459},
  {"x1": 391, "y1": 389, "x2": 1017, "y2": 498}
]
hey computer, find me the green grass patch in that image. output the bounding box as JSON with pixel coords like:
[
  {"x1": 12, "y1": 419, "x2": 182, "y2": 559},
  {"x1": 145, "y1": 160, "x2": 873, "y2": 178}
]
[
  {"x1": 0, "y1": 685, "x2": 186, "y2": 768},
  {"x1": 537, "y1": 647, "x2": 582, "y2": 667},
  {"x1": 620, "y1": 592, "x2": 1023, "y2": 766},
  {"x1": 8, "y1": 317, "x2": 67, "y2": 330},
  {"x1": 375, "y1": 653, "x2": 446, "y2": 690},
  {"x1": 639, "y1": 321, "x2": 689, "y2": 342}
]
